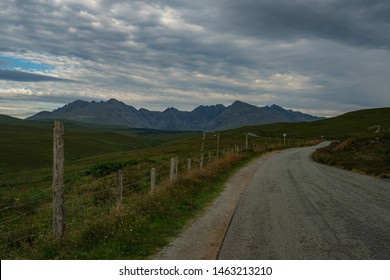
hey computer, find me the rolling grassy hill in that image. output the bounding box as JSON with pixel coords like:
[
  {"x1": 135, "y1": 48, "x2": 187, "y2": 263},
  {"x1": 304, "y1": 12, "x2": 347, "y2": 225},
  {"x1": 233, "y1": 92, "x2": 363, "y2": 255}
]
[
  {"x1": 0, "y1": 118, "x2": 197, "y2": 174},
  {"x1": 235, "y1": 107, "x2": 390, "y2": 178},
  {"x1": 231, "y1": 107, "x2": 390, "y2": 139}
]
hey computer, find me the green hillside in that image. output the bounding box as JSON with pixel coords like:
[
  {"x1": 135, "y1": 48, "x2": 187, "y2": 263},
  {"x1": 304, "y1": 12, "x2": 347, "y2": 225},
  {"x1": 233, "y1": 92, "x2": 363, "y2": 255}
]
[
  {"x1": 233, "y1": 107, "x2": 390, "y2": 139},
  {"x1": 0, "y1": 118, "x2": 196, "y2": 174},
  {"x1": 0, "y1": 114, "x2": 26, "y2": 125},
  {"x1": 234, "y1": 107, "x2": 390, "y2": 178}
]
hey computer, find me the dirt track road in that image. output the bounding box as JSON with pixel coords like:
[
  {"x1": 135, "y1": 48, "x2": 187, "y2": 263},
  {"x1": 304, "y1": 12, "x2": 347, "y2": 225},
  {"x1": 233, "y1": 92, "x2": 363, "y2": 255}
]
[{"x1": 218, "y1": 142, "x2": 390, "y2": 259}]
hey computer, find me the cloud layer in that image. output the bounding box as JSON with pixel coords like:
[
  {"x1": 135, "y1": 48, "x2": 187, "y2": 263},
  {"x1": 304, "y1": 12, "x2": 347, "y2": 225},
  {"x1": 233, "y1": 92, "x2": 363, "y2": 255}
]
[{"x1": 0, "y1": 0, "x2": 389, "y2": 118}]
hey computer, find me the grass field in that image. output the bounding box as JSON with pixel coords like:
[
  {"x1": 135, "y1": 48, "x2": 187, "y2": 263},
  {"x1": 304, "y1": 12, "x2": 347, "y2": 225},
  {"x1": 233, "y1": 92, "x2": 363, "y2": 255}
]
[
  {"x1": 0, "y1": 116, "x2": 197, "y2": 174},
  {"x1": 1, "y1": 107, "x2": 389, "y2": 259}
]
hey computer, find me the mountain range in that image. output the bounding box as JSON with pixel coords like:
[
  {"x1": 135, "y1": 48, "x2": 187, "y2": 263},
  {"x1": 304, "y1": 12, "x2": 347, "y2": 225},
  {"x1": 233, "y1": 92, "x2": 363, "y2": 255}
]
[{"x1": 27, "y1": 99, "x2": 323, "y2": 131}]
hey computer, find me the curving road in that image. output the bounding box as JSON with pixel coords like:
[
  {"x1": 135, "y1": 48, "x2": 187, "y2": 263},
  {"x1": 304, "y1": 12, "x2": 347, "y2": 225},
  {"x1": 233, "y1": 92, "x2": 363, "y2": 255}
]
[{"x1": 218, "y1": 142, "x2": 390, "y2": 259}]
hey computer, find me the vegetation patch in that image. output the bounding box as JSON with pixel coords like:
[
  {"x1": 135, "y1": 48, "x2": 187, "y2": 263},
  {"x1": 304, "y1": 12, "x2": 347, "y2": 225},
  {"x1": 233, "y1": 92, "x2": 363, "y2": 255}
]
[
  {"x1": 2, "y1": 152, "x2": 256, "y2": 259},
  {"x1": 313, "y1": 133, "x2": 390, "y2": 178}
]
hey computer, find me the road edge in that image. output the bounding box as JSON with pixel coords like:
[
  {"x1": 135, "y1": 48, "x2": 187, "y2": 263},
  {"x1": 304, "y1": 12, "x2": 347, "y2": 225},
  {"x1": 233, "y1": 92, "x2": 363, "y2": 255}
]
[{"x1": 151, "y1": 152, "x2": 277, "y2": 260}]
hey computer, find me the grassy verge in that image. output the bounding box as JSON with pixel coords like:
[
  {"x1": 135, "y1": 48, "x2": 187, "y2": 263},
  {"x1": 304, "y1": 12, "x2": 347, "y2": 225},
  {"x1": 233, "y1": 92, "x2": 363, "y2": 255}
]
[
  {"x1": 63, "y1": 153, "x2": 255, "y2": 259},
  {"x1": 2, "y1": 151, "x2": 260, "y2": 259},
  {"x1": 312, "y1": 133, "x2": 390, "y2": 178}
]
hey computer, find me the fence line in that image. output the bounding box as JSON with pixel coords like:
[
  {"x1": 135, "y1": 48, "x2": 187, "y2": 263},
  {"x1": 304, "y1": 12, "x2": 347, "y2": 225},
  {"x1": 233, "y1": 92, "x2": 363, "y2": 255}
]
[
  {"x1": 0, "y1": 195, "x2": 52, "y2": 213},
  {"x1": 0, "y1": 150, "x2": 227, "y2": 230},
  {"x1": 0, "y1": 144, "x2": 267, "y2": 229}
]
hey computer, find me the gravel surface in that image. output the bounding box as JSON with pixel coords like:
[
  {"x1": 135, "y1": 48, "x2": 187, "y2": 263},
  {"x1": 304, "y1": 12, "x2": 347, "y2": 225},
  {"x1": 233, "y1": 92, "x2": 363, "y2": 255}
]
[
  {"x1": 152, "y1": 154, "x2": 271, "y2": 259},
  {"x1": 219, "y1": 142, "x2": 390, "y2": 259}
]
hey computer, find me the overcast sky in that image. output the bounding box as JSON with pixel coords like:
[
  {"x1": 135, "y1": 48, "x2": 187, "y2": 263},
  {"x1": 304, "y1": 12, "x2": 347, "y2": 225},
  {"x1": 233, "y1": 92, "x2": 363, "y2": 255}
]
[{"x1": 1, "y1": 0, "x2": 389, "y2": 118}]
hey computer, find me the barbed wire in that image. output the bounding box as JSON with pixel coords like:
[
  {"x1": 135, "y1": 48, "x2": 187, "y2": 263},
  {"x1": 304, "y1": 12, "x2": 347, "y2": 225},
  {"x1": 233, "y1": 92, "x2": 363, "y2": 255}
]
[
  {"x1": 0, "y1": 195, "x2": 52, "y2": 213},
  {"x1": 0, "y1": 202, "x2": 52, "y2": 226},
  {"x1": 0, "y1": 216, "x2": 51, "y2": 238}
]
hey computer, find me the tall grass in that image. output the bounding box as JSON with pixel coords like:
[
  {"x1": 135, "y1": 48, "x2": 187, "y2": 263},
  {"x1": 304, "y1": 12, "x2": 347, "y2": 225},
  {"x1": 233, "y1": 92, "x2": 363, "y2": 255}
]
[{"x1": 2, "y1": 152, "x2": 254, "y2": 259}]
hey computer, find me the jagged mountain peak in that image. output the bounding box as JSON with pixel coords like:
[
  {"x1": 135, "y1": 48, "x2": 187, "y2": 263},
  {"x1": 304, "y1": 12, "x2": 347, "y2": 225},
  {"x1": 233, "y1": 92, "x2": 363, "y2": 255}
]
[
  {"x1": 164, "y1": 107, "x2": 180, "y2": 113},
  {"x1": 192, "y1": 104, "x2": 225, "y2": 114},
  {"x1": 106, "y1": 98, "x2": 125, "y2": 105},
  {"x1": 64, "y1": 99, "x2": 88, "y2": 108},
  {"x1": 231, "y1": 100, "x2": 252, "y2": 107},
  {"x1": 270, "y1": 104, "x2": 284, "y2": 110},
  {"x1": 28, "y1": 99, "x2": 323, "y2": 131}
]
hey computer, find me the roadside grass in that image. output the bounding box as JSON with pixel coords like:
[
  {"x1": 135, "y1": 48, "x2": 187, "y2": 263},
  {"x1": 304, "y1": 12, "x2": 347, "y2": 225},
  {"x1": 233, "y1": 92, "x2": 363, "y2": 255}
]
[
  {"x1": 68, "y1": 153, "x2": 253, "y2": 259},
  {"x1": 312, "y1": 132, "x2": 390, "y2": 178},
  {"x1": 3, "y1": 152, "x2": 256, "y2": 259}
]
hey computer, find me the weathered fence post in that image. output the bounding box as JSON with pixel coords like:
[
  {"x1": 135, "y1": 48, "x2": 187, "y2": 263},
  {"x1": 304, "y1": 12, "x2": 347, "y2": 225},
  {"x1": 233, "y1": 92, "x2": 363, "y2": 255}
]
[
  {"x1": 216, "y1": 132, "x2": 220, "y2": 159},
  {"x1": 53, "y1": 120, "x2": 65, "y2": 242},
  {"x1": 200, "y1": 132, "x2": 205, "y2": 169},
  {"x1": 174, "y1": 156, "x2": 179, "y2": 180},
  {"x1": 187, "y1": 159, "x2": 192, "y2": 172},
  {"x1": 117, "y1": 169, "x2": 123, "y2": 209},
  {"x1": 170, "y1": 157, "x2": 175, "y2": 182},
  {"x1": 150, "y1": 168, "x2": 156, "y2": 191}
]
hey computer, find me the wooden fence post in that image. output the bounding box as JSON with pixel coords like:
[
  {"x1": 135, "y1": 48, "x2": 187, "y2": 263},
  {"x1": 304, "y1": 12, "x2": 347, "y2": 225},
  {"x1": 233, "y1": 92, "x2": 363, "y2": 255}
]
[
  {"x1": 170, "y1": 157, "x2": 175, "y2": 182},
  {"x1": 150, "y1": 168, "x2": 156, "y2": 191},
  {"x1": 200, "y1": 132, "x2": 205, "y2": 169},
  {"x1": 216, "y1": 132, "x2": 220, "y2": 160},
  {"x1": 174, "y1": 156, "x2": 178, "y2": 180},
  {"x1": 53, "y1": 120, "x2": 65, "y2": 242},
  {"x1": 187, "y1": 159, "x2": 192, "y2": 172},
  {"x1": 117, "y1": 169, "x2": 123, "y2": 209}
]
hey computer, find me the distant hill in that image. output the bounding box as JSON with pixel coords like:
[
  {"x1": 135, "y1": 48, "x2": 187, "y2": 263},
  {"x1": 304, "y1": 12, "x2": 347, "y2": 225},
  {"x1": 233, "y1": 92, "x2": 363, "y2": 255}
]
[
  {"x1": 232, "y1": 107, "x2": 390, "y2": 139},
  {"x1": 27, "y1": 99, "x2": 323, "y2": 131},
  {"x1": 0, "y1": 114, "x2": 26, "y2": 125}
]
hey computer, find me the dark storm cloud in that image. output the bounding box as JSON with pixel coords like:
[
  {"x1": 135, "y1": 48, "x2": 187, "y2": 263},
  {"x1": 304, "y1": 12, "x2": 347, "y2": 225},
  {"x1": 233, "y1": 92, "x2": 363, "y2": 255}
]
[{"x1": 218, "y1": 0, "x2": 390, "y2": 50}]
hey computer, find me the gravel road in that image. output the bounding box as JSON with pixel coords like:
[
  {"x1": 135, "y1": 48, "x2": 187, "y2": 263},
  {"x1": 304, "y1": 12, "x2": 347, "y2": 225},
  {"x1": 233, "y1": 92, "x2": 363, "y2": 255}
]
[
  {"x1": 153, "y1": 143, "x2": 390, "y2": 260},
  {"x1": 219, "y1": 142, "x2": 390, "y2": 259}
]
